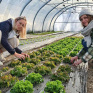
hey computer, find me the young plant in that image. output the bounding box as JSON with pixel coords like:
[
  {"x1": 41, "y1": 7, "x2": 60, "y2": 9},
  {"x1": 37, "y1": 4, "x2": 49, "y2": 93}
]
[
  {"x1": 10, "y1": 80, "x2": 33, "y2": 93},
  {"x1": 38, "y1": 49, "x2": 45, "y2": 53},
  {"x1": 8, "y1": 60, "x2": 21, "y2": 67},
  {"x1": 30, "y1": 58, "x2": 41, "y2": 65},
  {"x1": 58, "y1": 65, "x2": 71, "y2": 74},
  {"x1": 25, "y1": 73, "x2": 44, "y2": 85},
  {"x1": 22, "y1": 63, "x2": 35, "y2": 70},
  {"x1": 44, "y1": 80, "x2": 65, "y2": 93},
  {"x1": 49, "y1": 57, "x2": 61, "y2": 65},
  {"x1": 28, "y1": 52, "x2": 36, "y2": 58},
  {"x1": 33, "y1": 51, "x2": 41, "y2": 56},
  {"x1": 51, "y1": 72, "x2": 70, "y2": 83},
  {"x1": 42, "y1": 51, "x2": 51, "y2": 57},
  {"x1": 2, "y1": 67, "x2": 9, "y2": 72},
  {"x1": 63, "y1": 56, "x2": 71, "y2": 64},
  {"x1": 34, "y1": 65, "x2": 51, "y2": 76},
  {"x1": 55, "y1": 54, "x2": 63, "y2": 59},
  {"x1": 19, "y1": 57, "x2": 31, "y2": 63},
  {"x1": 0, "y1": 74, "x2": 18, "y2": 88},
  {"x1": 69, "y1": 51, "x2": 78, "y2": 57},
  {"x1": 10, "y1": 66, "x2": 28, "y2": 77},
  {"x1": 36, "y1": 55, "x2": 47, "y2": 61},
  {"x1": 43, "y1": 61, "x2": 55, "y2": 69}
]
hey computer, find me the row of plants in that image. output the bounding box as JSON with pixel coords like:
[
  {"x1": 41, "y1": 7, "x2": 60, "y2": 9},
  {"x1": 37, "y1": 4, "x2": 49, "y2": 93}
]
[
  {"x1": 42, "y1": 37, "x2": 82, "y2": 56},
  {"x1": 69, "y1": 41, "x2": 83, "y2": 57},
  {"x1": 0, "y1": 50, "x2": 63, "y2": 92},
  {"x1": 19, "y1": 35, "x2": 55, "y2": 45},
  {"x1": 10, "y1": 79, "x2": 65, "y2": 93},
  {"x1": 0, "y1": 72, "x2": 44, "y2": 88},
  {"x1": 10, "y1": 64, "x2": 71, "y2": 93},
  {"x1": 10, "y1": 72, "x2": 44, "y2": 93},
  {"x1": 0, "y1": 36, "x2": 83, "y2": 93},
  {"x1": 51, "y1": 65, "x2": 72, "y2": 83},
  {"x1": 27, "y1": 30, "x2": 59, "y2": 35}
]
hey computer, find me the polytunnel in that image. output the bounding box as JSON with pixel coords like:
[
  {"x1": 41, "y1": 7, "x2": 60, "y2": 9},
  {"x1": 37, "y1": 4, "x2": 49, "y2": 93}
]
[
  {"x1": 0, "y1": 0, "x2": 92, "y2": 32},
  {"x1": 0, "y1": 0, "x2": 93, "y2": 93}
]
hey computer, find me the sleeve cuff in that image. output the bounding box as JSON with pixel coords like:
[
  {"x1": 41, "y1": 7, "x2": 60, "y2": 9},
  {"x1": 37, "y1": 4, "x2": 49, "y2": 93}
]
[{"x1": 81, "y1": 52, "x2": 92, "y2": 63}]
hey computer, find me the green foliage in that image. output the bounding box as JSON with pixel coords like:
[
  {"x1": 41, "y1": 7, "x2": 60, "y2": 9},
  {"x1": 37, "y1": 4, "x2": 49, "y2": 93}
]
[
  {"x1": 43, "y1": 37, "x2": 82, "y2": 57},
  {"x1": 43, "y1": 61, "x2": 55, "y2": 69},
  {"x1": 22, "y1": 63, "x2": 35, "y2": 70},
  {"x1": 51, "y1": 72, "x2": 70, "y2": 83},
  {"x1": 8, "y1": 60, "x2": 21, "y2": 67},
  {"x1": 19, "y1": 57, "x2": 31, "y2": 63},
  {"x1": 44, "y1": 80, "x2": 65, "y2": 93},
  {"x1": 69, "y1": 51, "x2": 78, "y2": 57},
  {"x1": 58, "y1": 65, "x2": 71, "y2": 74},
  {"x1": 38, "y1": 49, "x2": 45, "y2": 53},
  {"x1": 10, "y1": 66, "x2": 28, "y2": 77},
  {"x1": 28, "y1": 52, "x2": 36, "y2": 58},
  {"x1": 54, "y1": 54, "x2": 63, "y2": 59},
  {"x1": 51, "y1": 65, "x2": 71, "y2": 83},
  {"x1": 0, "y1": 74, "x2": 18, "y2": 88},
  {"x1": 34, "y1": 65, "x2": 51, "y2": 76},
  {"x1": 2, "y1": 67, "x2": 9, "y2": 72},
  {"x1": 33, "y1": 51, "x2": 41, "y2": 56},
  {"x1": 49, "y1": 57, "x2": 61, "y2": 65},
  {"x1": 10, "y1": 80, "x2": 33, "y2": 93},
  {"x1": 36, "y1": 55, "x2": 47, "y2": 61},
  {"x1": 30, "y1": 58, "x2": 41, "y2": 65},
  {"x1": 42, "y1": 50, "x2": 52, "y2": 57},
  {"x1": 27, "y1": 31, "x2": 56, "y2": 35},
  {"x1": 0, "y1": 90, "x2": 1, "y2": 93},
  {"x1": 63, "y1": 56, "x2": 71, "y2": 64},
  {"x1": 25, "y1": 73, "x2": 44, "y2": 85}
]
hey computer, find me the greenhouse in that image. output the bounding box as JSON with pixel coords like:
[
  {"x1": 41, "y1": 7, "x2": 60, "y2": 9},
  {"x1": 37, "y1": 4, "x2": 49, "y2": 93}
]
[{"x1": 0, "y1": 0, "x2": 93, "y2": 93}]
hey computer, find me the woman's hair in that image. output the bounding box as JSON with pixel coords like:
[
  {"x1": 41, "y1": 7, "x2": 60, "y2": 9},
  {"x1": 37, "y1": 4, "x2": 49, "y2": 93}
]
[{"x1": 15, "y1": 16, "x2": 27, "y2": 39}]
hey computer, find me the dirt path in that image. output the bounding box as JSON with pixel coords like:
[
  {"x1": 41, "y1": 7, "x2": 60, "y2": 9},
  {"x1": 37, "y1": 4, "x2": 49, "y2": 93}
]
[{"x1": 87, "y1": 61, "x2": 93, "y2": 93}]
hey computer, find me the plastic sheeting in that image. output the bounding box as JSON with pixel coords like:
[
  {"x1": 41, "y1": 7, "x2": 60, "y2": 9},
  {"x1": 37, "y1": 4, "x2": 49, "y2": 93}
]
[{"x1": 0, "y1": 0, "x2": 93, "y2": 32}]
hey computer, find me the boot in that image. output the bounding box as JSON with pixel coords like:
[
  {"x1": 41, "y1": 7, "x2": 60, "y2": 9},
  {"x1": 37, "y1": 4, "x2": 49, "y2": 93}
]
[
  {"x1": 0, "y1": 61, "x2": 3, "y2": 65},
  {"x1": 0, "y1": 53, "x2": 6, "y2": 62}
]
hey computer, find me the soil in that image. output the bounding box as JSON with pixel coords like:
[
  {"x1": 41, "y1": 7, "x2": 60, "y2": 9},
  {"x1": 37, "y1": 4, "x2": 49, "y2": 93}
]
[
  {"x1": 87, "y1": 60, "x2": 93, "y2": 93},
  {"x1": 1, "y1": 53, "x2": 92, "y2": 93},
  {"x1": 0, "y1": 34, "x2": 93, "y2": 93}
]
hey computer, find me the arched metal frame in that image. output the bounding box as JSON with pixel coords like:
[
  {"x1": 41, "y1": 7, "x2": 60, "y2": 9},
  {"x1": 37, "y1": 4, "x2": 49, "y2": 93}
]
[
  {"x1": 32, "y1": 0, "x2": 51, "y2": 32},
  {"x1": 62, "y1": 11, "x2": 72, "y2": 31},
  {"x1": 3, "y1": 0, "x2": 92, "y2": 32},
  {"x1": 41, "y1": 0, "x2": 92, "y2": 32},
  {"x1": 42, "y1": 0, "x2": 70, "y2": 31},
  {"x1": 48, "y1": 2, "x2": 93, "y2": 31},
  {"x1": 20, "y1": 0, "x2": 93, "y2": 32},
  {"x1": 20, "y1": 0, "x2": 32, "y2": 16},
  {"x1": 53, "y1": 4, "x2": 93, "y2": 31},
  {"x1": 0, "y1": 0, "x2": 2, "y2": 3}
]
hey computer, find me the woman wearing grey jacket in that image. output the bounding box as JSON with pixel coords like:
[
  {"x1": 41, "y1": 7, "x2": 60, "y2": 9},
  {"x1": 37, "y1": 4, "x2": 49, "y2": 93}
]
[
  {"x1": 0, "y1": 16, "x2": 29, "y2": 65},
  {"x1": 71, "y1": 8, "x2": 93, "y2": 66}
]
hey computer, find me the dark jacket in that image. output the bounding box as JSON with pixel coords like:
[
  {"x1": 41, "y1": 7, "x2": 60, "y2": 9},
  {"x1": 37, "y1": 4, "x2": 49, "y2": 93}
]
[{"x1": 0, "y1": 19, "x2": 22, "y2": 54}]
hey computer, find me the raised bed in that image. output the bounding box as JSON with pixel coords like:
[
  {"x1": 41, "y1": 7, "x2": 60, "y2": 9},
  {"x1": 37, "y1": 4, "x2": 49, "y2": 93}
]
[{"x1": 0, "y1": 36, "x2": 87, "y2": 93}]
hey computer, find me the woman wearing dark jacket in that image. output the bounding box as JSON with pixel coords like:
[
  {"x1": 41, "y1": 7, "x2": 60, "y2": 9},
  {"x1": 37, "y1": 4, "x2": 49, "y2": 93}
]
[{"x1": 0, "y1": 16, "x2": 29, "y2": 65}]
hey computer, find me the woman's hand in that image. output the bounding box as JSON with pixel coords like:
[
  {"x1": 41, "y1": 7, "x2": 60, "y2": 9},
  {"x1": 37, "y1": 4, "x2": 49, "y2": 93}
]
[
  {"x1": 21, "y1": 53, "x2": 30, "y2": 58},
  {"x1": 14, "y1": 52, "x2": 25, "y2": 60},
  {"x1": 71, "y1": 56, "x2": 78, "y2": 64},
  {"x1": 73, "y1": 59, "x2": 82, "y2": 66}
]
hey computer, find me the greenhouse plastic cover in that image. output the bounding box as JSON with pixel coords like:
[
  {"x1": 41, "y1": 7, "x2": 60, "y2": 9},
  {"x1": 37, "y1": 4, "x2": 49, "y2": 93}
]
[{"x1": 0, "y1": 0, "x2": 93, "y2": 32}]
